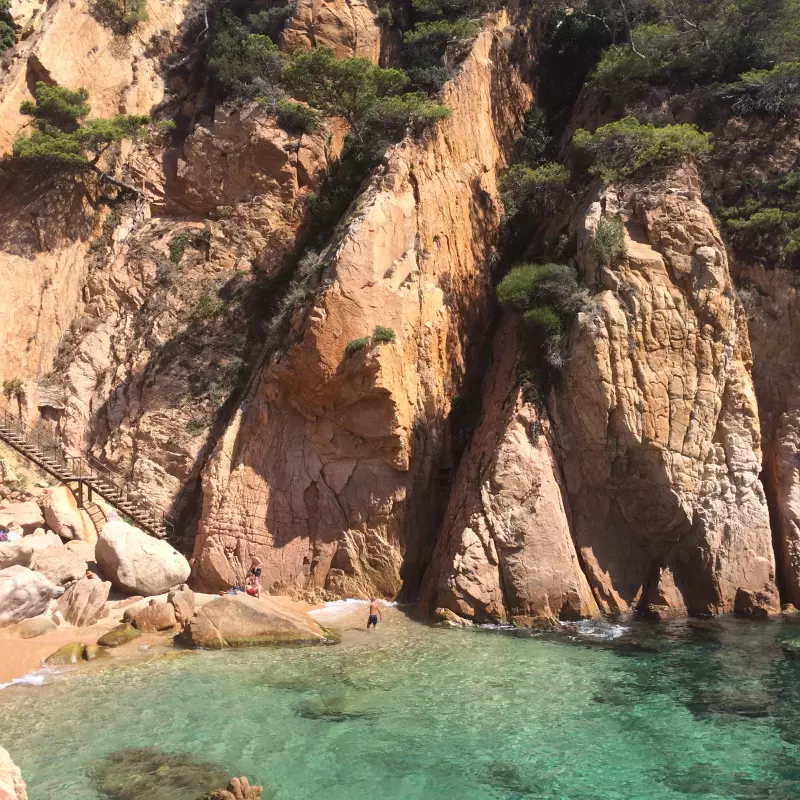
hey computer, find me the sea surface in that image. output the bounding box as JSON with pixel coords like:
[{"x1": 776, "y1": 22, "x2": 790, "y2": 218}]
[{"x1": 4, "y1": 604, "x2": 800, "y2": 799}]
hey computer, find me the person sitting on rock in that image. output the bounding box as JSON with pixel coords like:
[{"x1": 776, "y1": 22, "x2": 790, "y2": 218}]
[{"x1": 245, "y1": 559, "x2": 262, "y2": 599}]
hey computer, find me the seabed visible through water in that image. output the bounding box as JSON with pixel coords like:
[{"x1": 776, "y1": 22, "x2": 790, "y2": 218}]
[{"x1": 4, "y1": 601, "x2": 800, "y2": 799}]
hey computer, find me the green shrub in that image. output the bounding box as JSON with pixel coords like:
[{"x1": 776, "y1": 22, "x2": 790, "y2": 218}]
[
  {"x1": 591, "y1": 215, "x2": 626, "y2": 267},
  {"x1": 511, "y1": 107, "x2": 554, "y2": 167},
  {"x1": 496, "y1": 263, "x2": 582, "y2": 315},
  {"x1": 720, "y1": 171, "x2": 800, "y2": 267},
  {"x1": 499, "y1": 162, "x2": 570, "y2": 218},
  {"x1": 524, "y1": 306, "x2": 562, "y2": 335},
  {"x1": 91, "y1": 0, "x2": 148, "y2": 33},
  {"x1": 12, "y1": 83, "x2": 149, "y2": 177},
  {"x1": 403, "y1": 19, "x2": 479, "y2": 91},
  {"x1": 2, "y1": 377, "x2": 24, "y2": 397},
  {"x1": 247, "y1": 4, "x2": 296, "y2": 41},
  {"x1": 345, "y1": 337, "x2": 371, "y2": 356},
  {"x1": 373, "y1": 325, "x2": 396, "y2": 343},
  {"x1": 275, "y1": 100, "x2": 319, "y2": 134},
  {"x1": 157, "y1": 119, "x2": 177, "y2": 133},
  {"x1": 573, "y1": 117, "x2": 713, "y2": 182},
  {"x1": 207, "y1": 12, "x2": 284, "y2": 101},
  {"x1": 0, "y1": 20, "x2": 13, "y2": 53},
  {"x1": 194, "y1": 292, "x2": 228, "y2": 320},
  {"x1": 377, "y1": 6, "x2": 393, "y2": 25},
  {"x1": 731, "y1": 62, "x2": 800, "y2": 116},
  {"x1": 169, "y1": 233, "x2": 189, "y2": 264}
]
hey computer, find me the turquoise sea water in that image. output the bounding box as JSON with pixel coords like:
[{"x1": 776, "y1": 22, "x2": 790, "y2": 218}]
[{"x1": 4, "y1": 606, "x2": 800, "y2": 800}]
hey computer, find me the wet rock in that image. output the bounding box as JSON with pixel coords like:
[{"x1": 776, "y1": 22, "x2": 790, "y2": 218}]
[
  {"x1": 82, "y1": 644, "x2": 109, "y2": 661},
  {"x1": 57, "y1": 576, "x2": 111, "y2": 627},
  {"x1": 0, "y1": 746, "x2": 27, "y2": 800},
  {"x1": 87, "y1": 747, "x2": 230, "y2": 800},
  {"x1": 0, "y1": 565, "x2": 63, "y2": 628},
  {"x1": 431, "y1": 608, "x2": 473, "y2": 628},
  {"x1": 184, "y1": 594, "x2": 326, "y2": 649},
  {"x1": 44, "y1": 641, "x2": 86, "y2": 665},
  {"x1": 10, "y1": 615, "x2": 58, "y2": 639},
  {"x1": 97, "y1": 623, "x2": 142, "y2": 648},
  {"x1": 204, "y1": 777, "x2": 263, "y2": 800},
  {"x1": 96, "y1": 521, "x2": 190, "y2": 597},
  {"x1": 129, "y1": 600, "x2": 177, "y2": 632}
]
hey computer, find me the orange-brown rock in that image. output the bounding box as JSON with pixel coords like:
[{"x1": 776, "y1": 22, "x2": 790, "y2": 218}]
[
  {"x1": 420, "y1": 320, "x2": 598, "y2": 624},
  {"x1": 0, "y1": 746, "x2": 27, "y2": 800},
  {"x1": 554, "y1": 168, "x2": 779, "y2": 617},
  {"x1": 57, "y1": 575, "x2": 111, "y2": 627},
  {"x1": 191, "y1": 15, "x2": 532, "y2": 597},
  {"x1": 737, "y1": 264, "x2": 800, "y2": 606},
  {"x1": 129, "y1": 599, "x2": 177, "y2": 632},
  {"x1": 281, "y1": 0, "x2": 381, "y2": 60}
]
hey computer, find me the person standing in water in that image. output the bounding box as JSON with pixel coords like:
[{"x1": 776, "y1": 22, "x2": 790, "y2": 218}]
[{"x1": 367, "y1": 597, "x2": 382, "y2": 630}]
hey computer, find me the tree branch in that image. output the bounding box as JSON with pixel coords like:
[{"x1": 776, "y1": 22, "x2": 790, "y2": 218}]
[{"x1": 88, "y1": 163, "x2": 143, "y2": 196}]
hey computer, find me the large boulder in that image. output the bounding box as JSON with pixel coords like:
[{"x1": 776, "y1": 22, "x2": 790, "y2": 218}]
[
  {"x1": 0, "y1": 501, "x2": 44, "y2": 535},
  {"x1": 168, "y1": 585, "x2": 195, "y2": 625},
  {"x1": 29, "y1": 546, "x2": 87, "y2": 585},
  {"x1": 95, "y1": 521, "x2": 190, "y2": 596},
  {"x1": 44, "y1": 642, "x2": 86, "y2": 666},
  {"x1": 42, "y1": 486, "x2": 97, "y2": 543},
  {"x1": 57, "y1": 576, "x2": 111, "y2": 627},
  {"x1": 128, "y1": 600, "x2": 177, "y2": 632},
  {"x1": 0, "y1": 565, "x2": 63, "y2": 628},
  {"x1": 0, "y1": 540, "x2": 34, "y2": 570},
  {"x1": 183, "y1": 594, "x2": 327, "y2": 649},
  {"x1": 0, "y1": 746, "x2": 27, "y2": 800}
]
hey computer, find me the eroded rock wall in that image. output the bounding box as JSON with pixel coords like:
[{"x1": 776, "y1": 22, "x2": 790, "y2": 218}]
[
  {"x1": 419, "y1": 319, "x2": 598, "y2": 624},
  {"x1": 191, "y1": 15, "x2": 532, "y2": 597},
  {"x1": 553, "y1": 168, "x2": 779, "y2": 617}
]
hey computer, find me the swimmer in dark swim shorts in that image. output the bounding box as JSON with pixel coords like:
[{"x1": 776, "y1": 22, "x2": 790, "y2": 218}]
[{"x1": 367, "y1": 596, "x2": 382, "y2": 630}]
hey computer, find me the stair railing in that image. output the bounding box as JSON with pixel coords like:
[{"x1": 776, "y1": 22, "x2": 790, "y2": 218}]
[{"x1": 0, "y1": 399, "x2": 175, "y2": 540}]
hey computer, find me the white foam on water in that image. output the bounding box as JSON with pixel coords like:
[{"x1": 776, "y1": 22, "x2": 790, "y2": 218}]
[
  {"x1": 0, "y1": 670, "x2": 50, "y2": 691},
  {"x1": 309, "y1": 598, "x2": 397, "y2": 623},
  {"x1": 570, "y1": 619, "x2": 629, "y2": 640}
]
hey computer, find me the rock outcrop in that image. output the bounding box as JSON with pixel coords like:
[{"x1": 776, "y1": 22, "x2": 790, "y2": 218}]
[
  {"x1": 0, "y1": 746, "x2": 27, "y2": 800},
  {"x1": 183, "y1": 594, "x2": 327, "y2": 648},
  {"x1": 42, "y1": 486, "x2": 96, "y2": 543},
  {"x1": 29, "y1": 545, "x2": 87, "y2": 585},
  {"x1": 0, "y1": 502, "x2": 44, "y2": 535},
  {"x1": 0, "y1": 565, "x2": 63, "y2": 628},
  {"x1": 421, "y1": 320, "x2": 598, "y2": 624},
  {"x1": 128, "y1": 599, "x2": 177, "y2": 632},
  {"x1": 96, "y1": 521, "x2": 190, "y2": 596},
  {"x1": 553, "y1": 169, "x2": 779, "y2": 617},
  {"x1": 57, "y1": 575, "x2": 111, "y2": 626},
  {"x1": 192, "y1": 15, "x2": 532, "y2": 598}
]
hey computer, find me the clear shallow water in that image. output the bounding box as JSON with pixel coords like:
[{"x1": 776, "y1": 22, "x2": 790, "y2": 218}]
[{"x1": 4, "y1": 609, "x2": 800, "y2": 799}]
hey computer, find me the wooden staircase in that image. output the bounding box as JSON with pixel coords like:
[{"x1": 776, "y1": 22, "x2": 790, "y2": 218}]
[{"x1": 0, "y1": 401, "x2": 176, "y2": 543}]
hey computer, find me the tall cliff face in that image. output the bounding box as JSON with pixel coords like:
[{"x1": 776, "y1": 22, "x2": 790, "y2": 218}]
[
  {"x1": 191, "y1": 15, "x2": 532, "y2": 597},
  {"x1": 553, "y1": 169, "x2": 778, "y2": 618},
  {"x1": 419, "y1": 318, "x2": 598, "y2": 624}
]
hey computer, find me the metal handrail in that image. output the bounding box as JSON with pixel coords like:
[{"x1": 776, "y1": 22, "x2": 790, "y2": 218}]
[{"x1": 0, "y1": 399, "x2": 175, "y2": 539}]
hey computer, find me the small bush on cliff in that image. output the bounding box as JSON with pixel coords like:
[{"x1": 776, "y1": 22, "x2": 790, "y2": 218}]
[
  {"x1": 345, "y1": 337, "x2": 371, "y2": 356},
  {"x1": 0, "y1": 0, "x2": 15, "y2": 53},
  {"x1": 720, "y1": 171, "x2": 800, "y2": 267},
  {"x1": 573, "y1": 117, "x2": 713, "y2": 182},
  {"x1": 402, "y1": 18, "x2": 480, "y2": 92},
  {"x1": 373, "y1": 325, "x2": 396, "y2": 343},
  {"x1": 499, "y1": 162, "x2": 570, "y2": 218},
  {"x1": 275, "y1": 100, "x2": 320, "y2": 134},
  {"x1": 247, "y1": 3, "x2": 296, "y2": 42},
  {"x1": 91, "y1": 0, "x2": 148, "y2": 33},
  {"x1": 731, "y1": 62, "x2": 800, "y2": 116},
  {"x1": 12, "y1": 83, "x2": 149, "y2": 191},
  {"x1": 591, "y1": 215, "x2": 627, "y2": 267}
]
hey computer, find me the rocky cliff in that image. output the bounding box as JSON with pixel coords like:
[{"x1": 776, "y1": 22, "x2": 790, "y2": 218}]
[{"x1": 191, "y1": 14, "x2": 532, "y2": 597}]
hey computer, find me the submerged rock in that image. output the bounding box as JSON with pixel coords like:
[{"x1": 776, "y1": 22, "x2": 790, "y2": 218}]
[
  {"x1": 96, "y1": 521, "x2": 190, "y2": 597},
  {"x1": 0, "y1": 746, "x2": 27, "y2": 800},
  {"x1": 87, "y1": 746, "x2": 230, "y2": 800},
  {"x1": 201, "y1": 776, "x2": 263, "y2": 800},
  {"x1": 184, "y1": 594, "x2": 327, "y2": 649},
  {"x1": 97, "y1": 623, "x2": 142, "y2": 648},
  {"x1": 297, "y1": 694, "x2": 375, "y2": 722}
]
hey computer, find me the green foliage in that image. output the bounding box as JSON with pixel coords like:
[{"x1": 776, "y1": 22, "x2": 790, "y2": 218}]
[
  {"x1": 372, "y1": 325, "x2": 396, "y2": 343},
  {"x1": 13, "y1": 83, "x2": 149, "y2": 171},
  {"x1": 573, "y1": 117, "x2": 713, "y2": 182},
  {"x1": 92, "y1": 0, "x2": 149, "y2": 33},
  {"x1": 511, "y1": 107, "x2": 554, "y2": 167},
  {"x1": 524, "y1": 305, "x2": 562, "y2": 335},
  {"x1": 2, "y1": 377, "x2": 24, "y2": 398},
  {"x1": 170, "y1": 233, "x2": 189, "y2": 264},
  {"x1": 157, "y1": 119, "x2": 177, "y2": 132},
  {"x1": 275, "y1": 100, "x2": 319, "y2": 134},
  {"x1": 731, "y1": 61, "x2": 800, "y2": 115},
  {"x1": 402, "y1": 18, "x2": 480, "y2": 91},
  {"x1": 194, "y1": 292, "x2": 228, "y2": 320},
  {"x1": 207, "y1": 12, "x2": 284, "y2": 101},
  {"x1": 720, "y1": 171, "x2": 800, "y2": 267},
  {"x1": 591, "y1": 215, "x2": 626, "y2": 266},
  {"x1": 377, "y1": 6, "x2": 393, "y2": 25},
  {"x1": 0, "y1": 20, "x2": 14, "y2": 53},
  {"x1": 186, "y1": 418, "x2": 207, "y2": 435},
  {"x1": 345, "y1": 337, "x2": 371, "y2": 356},
  {"x1": 247, "y1": 4, "x2": 296, "y2": 41},
  {"x1": 499, "y1": 162, "x2": 570, "y2": 218}
]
